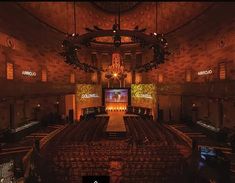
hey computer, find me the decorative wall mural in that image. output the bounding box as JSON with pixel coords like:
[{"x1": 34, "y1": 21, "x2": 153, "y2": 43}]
[
  {"x1": 131, "y1": 84, "x2": 157, "y2": 118},
  {"x1": 75, "y1": 84, "x2": 102, "y2": 119}
]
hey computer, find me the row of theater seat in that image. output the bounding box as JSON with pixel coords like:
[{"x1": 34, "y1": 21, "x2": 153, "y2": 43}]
[
  {"x1": 124, "y1": 116, "x2": 185, "y2": 146},
  {"x1": 36, "y1": 116, "x2": 188, "y2": 183},
  {"x1": 55, "y1": 116, "x2": 109, "y2": 144},
  {"x1": 45, "y1": 141, "x2": 185, "y2": 183}
]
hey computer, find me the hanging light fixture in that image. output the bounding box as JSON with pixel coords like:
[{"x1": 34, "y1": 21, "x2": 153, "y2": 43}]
[
  {"x1": 105, "y1": 53, "x2": 126, "y2": 78},
  {"x1": 59, "y1": 2, "x2": 100, "y2": 73},
  {"x1": 105, "y1": 52, "x2": 127, "y2": 88},
  {"x1": 60, "y1": 2, "x2": 170, "y2": 73},
  {"x1": 113, "y1": 3, "x2": 122, "y2": 48}
]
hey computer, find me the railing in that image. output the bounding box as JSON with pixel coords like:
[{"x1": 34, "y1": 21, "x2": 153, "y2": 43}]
[
  {"x1": 164, "y1": 125, "x2": 193, "y2": 148},
  {"x1": 20, "y1": 124, "x2": 68, "y2": 182},
  {"x1": 11, "y1": 121, "x2": 39, "y2": 133}
]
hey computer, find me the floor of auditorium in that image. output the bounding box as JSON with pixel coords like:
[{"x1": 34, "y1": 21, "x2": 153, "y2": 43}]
[
  {"x1": 105, "y1": 111, "x2": 126, "y2": 132},
  {"x1": 35, "y1": 113, "x2": 193, "y2": 183},
  {"x1": 2, "y1": 113, "x2": 235, "y2": 183}
]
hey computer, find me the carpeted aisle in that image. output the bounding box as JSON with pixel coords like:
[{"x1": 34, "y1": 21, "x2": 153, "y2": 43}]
[{"x1": 106, "y1": 111, "x2": 126, "y2": 132}]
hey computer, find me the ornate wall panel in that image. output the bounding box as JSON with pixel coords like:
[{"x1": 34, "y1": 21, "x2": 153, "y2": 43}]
[
  {"x1": 131, "y1": 84, "x2": 157, "y2": 118},
  {"x1": 75, "y1": 84, "x2": 102, "y2": 119}
]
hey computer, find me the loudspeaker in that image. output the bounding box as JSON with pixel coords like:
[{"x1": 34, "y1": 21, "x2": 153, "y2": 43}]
[{"x1": 68, "y1": 109, "x2": 74, "y2": 123}]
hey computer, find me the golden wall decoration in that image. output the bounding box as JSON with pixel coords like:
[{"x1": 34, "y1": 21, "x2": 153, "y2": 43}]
[
  {"x1": 75, "y1": 84, "x2": 102, "y2": 119},
  {"x1": 131, "y1": 84, "x2": 157, "y2": 118}
]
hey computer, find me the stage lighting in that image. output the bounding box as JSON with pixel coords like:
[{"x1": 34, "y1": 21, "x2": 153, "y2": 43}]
[
  {"x1": 114, "y1": 34, "x2": 121, "y2": 47},
  {"x1": 112, "y1": 23, "x2": 118, "y2": 32},
  {"x1": 61, "y1": 3, "x2": 169, "y2": 74}
]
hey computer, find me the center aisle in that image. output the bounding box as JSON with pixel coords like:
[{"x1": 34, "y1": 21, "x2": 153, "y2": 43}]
[{"x1": 106, "y1": 111, "x2": 126, "y2": 132}]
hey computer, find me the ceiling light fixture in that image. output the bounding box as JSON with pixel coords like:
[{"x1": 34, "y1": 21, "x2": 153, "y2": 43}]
[{"x1": 60, "y1": 2, "x2": 170, "y2": 73}]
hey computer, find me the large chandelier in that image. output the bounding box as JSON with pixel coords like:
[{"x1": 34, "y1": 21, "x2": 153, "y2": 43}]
[
  {"x1": 105, "y1": 53, "x2": 127, "y2": 87},
  {"x1": 60, "y1": 2, "x2": 170, "y2": 73}
]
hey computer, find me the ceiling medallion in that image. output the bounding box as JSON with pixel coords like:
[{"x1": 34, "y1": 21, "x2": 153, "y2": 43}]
[{"x1": 60, "y1": 2, "x2": 170, "y2": 73}]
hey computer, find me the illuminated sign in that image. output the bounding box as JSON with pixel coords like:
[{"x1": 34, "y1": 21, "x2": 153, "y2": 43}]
[
  {"x1": 135, "y1": 94, "x2": 153, "y2": 99},
  {"x1": 81, "y1": 94, "x2": 99, "y2": 99},
  {"x1": 22, "y1": 71, "x2": 36, "y2": 77},
  {"x1": 197, "y1": 70, "x2": 212, "y2": 76}
]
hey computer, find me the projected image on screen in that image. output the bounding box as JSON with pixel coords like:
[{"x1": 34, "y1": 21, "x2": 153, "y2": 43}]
[{"x1": 105, "y1": 89, "x2": 128, "y2": 103}]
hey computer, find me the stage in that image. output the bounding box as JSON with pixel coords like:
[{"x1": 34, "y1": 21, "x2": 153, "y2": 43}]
[
  {"x1": 96, "y1": 112, "x2": 139, "y2": 132},
  {"x1": 96, "y1": 111, "x2": 140, "y2": 139},
  {"x1": 98, "y1": 111, "x2": 127, "y2": 139},
  {"x1": 106, "y1": 111, "x2": 126, "y2": 132}
]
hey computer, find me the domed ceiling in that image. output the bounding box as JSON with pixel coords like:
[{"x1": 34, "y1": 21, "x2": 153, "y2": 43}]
[
  {"x1": 2, "y1": 2, "x2": 232, "y2": 55},
  {"x1": 18, "y1": 2, "x2": 214, "y2": 35},
  {"x1": 91, "y1": 2, "x2": 140, "y2": 14}
]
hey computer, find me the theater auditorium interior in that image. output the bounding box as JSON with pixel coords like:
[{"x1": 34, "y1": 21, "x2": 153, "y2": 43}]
[{"x1": 0, "y1": 1, "x2": 234, "y2": 183}]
